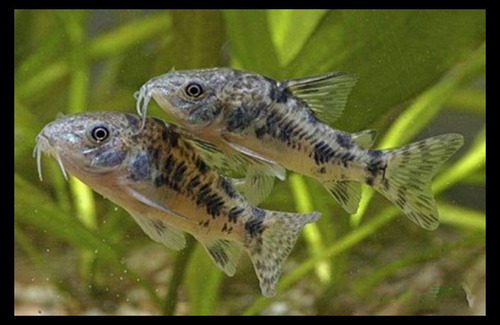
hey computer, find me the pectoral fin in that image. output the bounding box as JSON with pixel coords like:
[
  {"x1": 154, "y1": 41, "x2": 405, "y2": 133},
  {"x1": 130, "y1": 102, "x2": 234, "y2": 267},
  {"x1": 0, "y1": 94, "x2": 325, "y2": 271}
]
[
  {"x1": 123, "y1": 184, "x2": 191, "y2": 222},
  {"x1": 221, "y1": 138, "x2": 286, "y2": 181},
  {"x1": 181, "y1": 132, "x2": 285, "y2": 204}
]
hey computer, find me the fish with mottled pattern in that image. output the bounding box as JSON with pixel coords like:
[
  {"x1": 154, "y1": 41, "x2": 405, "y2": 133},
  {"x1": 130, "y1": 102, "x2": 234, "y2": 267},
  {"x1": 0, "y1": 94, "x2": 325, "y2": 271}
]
[
  {"x1": 135, "y1": 67, "x2": 464, "y2": 230},
  {"x1": 34, "y1": 111, "x2": 319, "y2": 296}
]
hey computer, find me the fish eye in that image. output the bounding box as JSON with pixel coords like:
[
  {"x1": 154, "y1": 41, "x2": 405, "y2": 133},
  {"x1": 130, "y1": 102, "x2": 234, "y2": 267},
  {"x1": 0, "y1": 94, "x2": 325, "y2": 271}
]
[
  {"x1": 185, "y1": 82, "x2": 203, "y2": 98},
  {"x1": 90, "y1": 125, "x2": 110, "y2": 143}
]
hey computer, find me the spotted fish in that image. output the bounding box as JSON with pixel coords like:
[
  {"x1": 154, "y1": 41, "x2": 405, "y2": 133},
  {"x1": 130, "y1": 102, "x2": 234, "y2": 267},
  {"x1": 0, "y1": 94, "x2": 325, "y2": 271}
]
[
  {"x1": 34, "y1": 111, "x2": 320, "y2": 296},
  {"x1": 135, "y1": 67, "x2": 464, "y2": 230}
]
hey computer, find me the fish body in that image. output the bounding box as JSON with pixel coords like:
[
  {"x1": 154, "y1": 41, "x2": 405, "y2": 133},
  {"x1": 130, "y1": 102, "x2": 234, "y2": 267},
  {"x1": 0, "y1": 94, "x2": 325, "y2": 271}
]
[
  {"x1": 136, "y1": 67, "x2": 464, "y2": 230},
  {"x1": 34, "y1": 111, "x2": 319, "y2": 296}
]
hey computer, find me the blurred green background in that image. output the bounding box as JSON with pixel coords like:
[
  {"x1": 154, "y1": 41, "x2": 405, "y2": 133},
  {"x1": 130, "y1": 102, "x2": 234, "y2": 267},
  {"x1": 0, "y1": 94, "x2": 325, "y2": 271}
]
[{"x1": 14, "y1": 9, "x2": 485, "y2": 315}]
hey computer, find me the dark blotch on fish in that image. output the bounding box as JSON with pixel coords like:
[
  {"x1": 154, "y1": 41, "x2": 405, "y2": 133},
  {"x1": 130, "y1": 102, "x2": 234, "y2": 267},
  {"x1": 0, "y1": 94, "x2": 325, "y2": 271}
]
[
  {"x1": 195, "y1": 158, "x2": 208, "y2": 174},
  {"x1": 189, "y1": 106, "x2": 221, "y2": 123},
  {"x1": 366, "y1": 159, "x2": 384, "y2": 177},
  {"x1": 228, "y1": 206, "x2": 244, "y2": 223},
  {"x1": 254, "y1": 125, "x2": 267, "y2": 139},
  {"x1": 129, "y1": 152, "x2": 150, "y2": 181},
  {"x1": 164, "y1": 154, "x2": 175, "y2": 172},
  {"x1": 252, "y1": 207, "x2": 266, "y2": 219},
  {"x1": 340, "y1": 151, "x2": 356, "y2": 167},
  {"x1": 218, "y1": 177, "x2": 238, "y2": 198},
  {"x1": 336, "y1": 133, "x2": 353, "y2": 149},
  {"x1": 93, "y1": 149, "x2": 127, "y2": 167},
  {"x1": 275, "y1": 89, "x2": 289, "y2": 104},
  {"x1": 278, "y1": 119, "x2": 294, "y2": 143},
  {"x1": 172, "y1": 161, "x2": 187, "y2": 184},
  {"x1": 313, "y1": 141, "x2": 336, "y2": 165},
  {"x1": 187, "y1": 175, "x2": 201, "y2": 193},
  {"x1": 367, "y1": 149, "x2": 383, "y2": 159},
  {"x1": 226, "y1": 107, "x2": 250, "y2": 132},
  {"x1": 245, "y1": 207, "x2": 266, "y2": 237},
  {"x1": 265, "y1": 112, "x2": 279, "y2": 135},
  {"x1": 196, "y1": 184, "x2": 225, "y2": 217},
  {"x1": 147, "y1": 146, "x2": 160, "y2": 168},
  {"x1": 168, "y1": 130, "x2": 179, "y2": 148},
  {"x1": 124, "y1": 113, "x2": 140, "y2": 129}
]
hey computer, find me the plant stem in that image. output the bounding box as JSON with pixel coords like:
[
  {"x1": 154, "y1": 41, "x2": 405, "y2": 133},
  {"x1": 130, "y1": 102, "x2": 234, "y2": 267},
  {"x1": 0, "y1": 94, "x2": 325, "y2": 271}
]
[{"x1": 163, "y1": 236, "x2": 196, "y2": 315}]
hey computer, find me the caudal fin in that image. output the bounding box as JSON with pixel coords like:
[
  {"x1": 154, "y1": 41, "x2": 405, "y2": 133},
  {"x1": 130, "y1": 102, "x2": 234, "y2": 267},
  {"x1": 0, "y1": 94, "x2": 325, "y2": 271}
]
[
  {"x1": 375, "y1": 134, "x2": 464, "y2": 230},
  {"x1": 246, "y1": 209, "x2": 320, "y2": 296}
]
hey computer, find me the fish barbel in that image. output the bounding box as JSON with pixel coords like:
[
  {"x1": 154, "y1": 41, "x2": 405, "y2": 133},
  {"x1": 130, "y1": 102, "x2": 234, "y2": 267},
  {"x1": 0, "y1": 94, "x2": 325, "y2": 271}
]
[
  {"x1": 34, "y1": 111, "x2": 319, "y2": 296},
  {"x1": 136, "y1": 67, "x2": 464, "y2": 230}
]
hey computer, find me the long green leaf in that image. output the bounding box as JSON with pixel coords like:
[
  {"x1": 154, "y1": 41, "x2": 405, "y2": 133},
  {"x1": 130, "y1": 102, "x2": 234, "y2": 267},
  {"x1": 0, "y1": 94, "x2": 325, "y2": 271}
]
[
  {"x1": 88, "y1": 11, "x2": 172, "y2": 59},
  {"x1": 267, "y1": 9, "x2": 327, "y2": 67},
  {"x1": 350, "y1": 42, "x2": 485, "y2": 227},
  {"x1": 288, "y1": 9, "x2": 486, "y2": 130},
  {"x1": 166, "y1": 10, "x2": 224, "y2": 70},
  {"x1": 223, "y1": 10, "x2": 281, "y2": 77},
  {"x1": 185, "y1": 244, "x2": 223, "y2": 315},
  {"x1": 14, "y1": 174, "x2": 163, "y2": 308},
  {"x1": 288, "y1": 173, "x2": 331, "y2": 283}
]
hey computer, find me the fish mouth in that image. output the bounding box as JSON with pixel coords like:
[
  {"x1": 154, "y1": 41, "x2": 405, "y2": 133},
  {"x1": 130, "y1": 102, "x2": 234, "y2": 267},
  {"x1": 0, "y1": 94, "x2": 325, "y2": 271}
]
[
  {"x1": 135, "y1": 80, "x2": 186, "y2": 130},
  {"x1": 33, "y1": 134, "x2": 69, "y2": 182},
  {"x1": 134, "y1": 83, "x2": 153, "y2": 131},
  {"x1": 135, "y1": 81, "x2": 173, "y2": 131}
]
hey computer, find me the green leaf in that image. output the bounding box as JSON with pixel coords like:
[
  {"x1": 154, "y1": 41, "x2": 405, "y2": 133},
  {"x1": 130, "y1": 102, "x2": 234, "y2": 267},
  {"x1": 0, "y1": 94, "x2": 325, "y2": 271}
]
[
  {"x1": 185, "y1": 244, "x2": 223, "y2": 315},
  {"x1": 286, "y1": 9, "x2": 486, "y2": 130},
  {"x1": 14, "y1": 174, "x2": 162, "y2": 308},
  {"x1": 288, "y1": 173, "x2": 331, "y2": 283},
  {"x1": 350, "y1": 42, "x2": 484, "y2": 228},
  {"x1": 433, "y1": 126, "x2": 485, "y2": 193},
  {"x1": 380, "y1": 42, "x2": 485, "y2": 148},
  {"x1": 15, "y1": 174, "x2": 117, "y2": 263},
  {"x1": 88, "y1": 11, "x2": 172, "y2": 59},
  {"x1": 267, "y1": 9, "x2": 327, "y2": 67},
  {"x1": 166, "y1": 10, "x2": 224, "y2": 70},
  {"x1": 223, "y1": 10, "x2": 281, "y2": 77},
  {"x1": 437, "y1": 201, "x2": 485, "y2": 231}
]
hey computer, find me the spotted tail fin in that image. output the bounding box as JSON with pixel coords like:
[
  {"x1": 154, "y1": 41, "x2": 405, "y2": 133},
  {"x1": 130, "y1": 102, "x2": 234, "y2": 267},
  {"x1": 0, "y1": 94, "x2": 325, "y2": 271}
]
[
  {"x1": 245, "y1": 209, "x2": 320, "y2": 296},
  {"x1": 374, "y1": 134, "x2": 464, "y2": 230}
]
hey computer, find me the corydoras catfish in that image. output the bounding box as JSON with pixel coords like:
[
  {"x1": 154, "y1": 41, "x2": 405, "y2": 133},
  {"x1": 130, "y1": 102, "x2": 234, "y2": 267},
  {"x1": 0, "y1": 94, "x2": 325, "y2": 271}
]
[
  {"x1": 34, "y1": 111, "x2": 319, "y2": 296},
  {"x1": 136, "y1": 67, "x2": 464, "y2": 230}
]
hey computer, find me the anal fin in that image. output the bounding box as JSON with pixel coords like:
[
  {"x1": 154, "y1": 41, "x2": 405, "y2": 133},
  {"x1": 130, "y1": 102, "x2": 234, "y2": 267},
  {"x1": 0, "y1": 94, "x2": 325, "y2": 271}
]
[
  {"x1": 198, "y1": 238, "x2": 241, "y2": 276},
  {"x1": 323, "y1": 180, "x2": 361, "y2": 214},
  {"x1": 127, "y1": 209, "x2": 186, "y2": 250}
]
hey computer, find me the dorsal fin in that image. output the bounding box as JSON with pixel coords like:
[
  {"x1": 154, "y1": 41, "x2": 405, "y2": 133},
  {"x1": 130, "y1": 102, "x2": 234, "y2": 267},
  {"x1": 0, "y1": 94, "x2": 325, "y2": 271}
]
[{"x1": 281, "y1": 72, "x2": 358, "y2": 125}]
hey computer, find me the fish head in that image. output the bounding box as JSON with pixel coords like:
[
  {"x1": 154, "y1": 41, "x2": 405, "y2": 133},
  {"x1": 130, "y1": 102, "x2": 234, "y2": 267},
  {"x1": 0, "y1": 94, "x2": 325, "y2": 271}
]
[
  {"x1": 136, "y1": 68, "x2": 237, "y2": 129},
  {"x1": 34, "y1": 112, "x2": 145, "y2": 181},
  {"x1": 136, "y1": 68, "x2": 276, "y2": 130}
]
